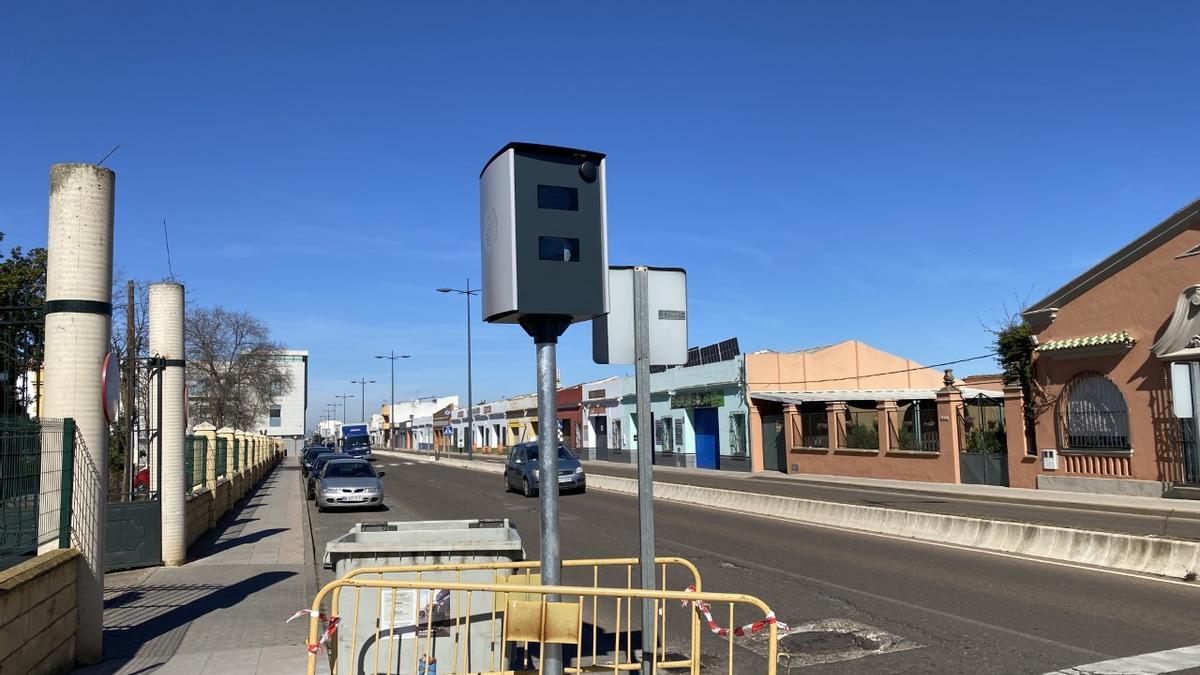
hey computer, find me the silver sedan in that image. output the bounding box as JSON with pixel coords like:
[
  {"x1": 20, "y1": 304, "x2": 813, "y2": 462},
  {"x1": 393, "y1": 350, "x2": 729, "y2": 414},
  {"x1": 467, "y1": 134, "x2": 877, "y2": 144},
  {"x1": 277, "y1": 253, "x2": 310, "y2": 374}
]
[{"x1": 315, "y1": 459, "x2": 386, "y2": 512}]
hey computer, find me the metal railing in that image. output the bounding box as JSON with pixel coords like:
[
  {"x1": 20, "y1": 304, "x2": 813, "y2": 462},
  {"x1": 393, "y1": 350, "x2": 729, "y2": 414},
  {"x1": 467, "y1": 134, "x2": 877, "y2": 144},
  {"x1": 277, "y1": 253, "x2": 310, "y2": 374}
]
[
  {"x1": 307, "y1": 557, "x2": 780, "y2": 675},
  {"x1": 0, "y1": 417, "x2": 72, "y2": 571},
  {"x1": 185, "y1": 435, "x2": 207, "y2": 493},
  {"x1": 215, "y1": 437, "x2": 228, "y2": 479}
]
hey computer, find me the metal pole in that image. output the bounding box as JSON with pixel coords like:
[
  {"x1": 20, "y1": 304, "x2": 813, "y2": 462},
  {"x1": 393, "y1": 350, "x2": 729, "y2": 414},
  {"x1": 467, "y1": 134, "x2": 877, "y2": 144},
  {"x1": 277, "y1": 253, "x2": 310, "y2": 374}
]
[
  {"x1": 535, "y1": 336, "x2": 562, "y2": 675},
  {"x1": 633, "y1": 266, "x2": 657, "y2": 669},
  {"x1": 58, "y1": 418, "x2": 76, "y2": 549},
  {"x1": 1191, "y1": 363, "x2": 1200, "y2": 484},
  {"x1": 124, "y1": 281, "x2": 135, "y2": 500},
  {"x1": 390, "y1": 352, "x2": 396, "y2": 449},
  {"x1": 360, "y1": 379, "x2": 365, "y2": 422},
  {"x1": 466, "y1": 278, "x2": 474, "y2": 461}
]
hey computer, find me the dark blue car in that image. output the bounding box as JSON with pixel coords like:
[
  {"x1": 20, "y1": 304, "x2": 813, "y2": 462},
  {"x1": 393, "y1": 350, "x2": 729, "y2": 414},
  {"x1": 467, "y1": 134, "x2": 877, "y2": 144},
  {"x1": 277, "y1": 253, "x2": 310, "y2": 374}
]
[{"x1": 503, "y1": 442, "x2": 585, "y2": 497}]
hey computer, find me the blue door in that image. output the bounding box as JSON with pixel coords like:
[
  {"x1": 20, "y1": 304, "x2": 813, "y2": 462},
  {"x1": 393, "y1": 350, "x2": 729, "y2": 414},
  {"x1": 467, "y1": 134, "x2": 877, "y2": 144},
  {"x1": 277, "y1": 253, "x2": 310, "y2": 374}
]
[{"x1": 693, "y1": 408, "x2": 719, "y2": 470}]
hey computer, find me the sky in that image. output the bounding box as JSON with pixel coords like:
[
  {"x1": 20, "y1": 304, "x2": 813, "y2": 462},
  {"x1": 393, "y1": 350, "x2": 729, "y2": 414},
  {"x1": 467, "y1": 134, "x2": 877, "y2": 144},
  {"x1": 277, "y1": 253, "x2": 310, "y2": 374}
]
[{"x1": 3, "y1": 2, "x2": 1200, "y2": 432}]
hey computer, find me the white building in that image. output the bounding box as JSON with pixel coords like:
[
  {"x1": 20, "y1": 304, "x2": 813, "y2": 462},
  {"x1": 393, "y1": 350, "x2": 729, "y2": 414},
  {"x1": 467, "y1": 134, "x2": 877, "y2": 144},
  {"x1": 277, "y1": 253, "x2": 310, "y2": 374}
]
[
  {"x1": 254, "y1": 349, "x2": 308, "y2": 443},
  {"x1": 578, "y1": 376, "x2": 623, "y2": 461},
  {"x1": 317, "y1": 418, "x2": 341, "y2": 441},
  {"x1": 386, "y1": 395, "x2": 458, "y2": 446}
]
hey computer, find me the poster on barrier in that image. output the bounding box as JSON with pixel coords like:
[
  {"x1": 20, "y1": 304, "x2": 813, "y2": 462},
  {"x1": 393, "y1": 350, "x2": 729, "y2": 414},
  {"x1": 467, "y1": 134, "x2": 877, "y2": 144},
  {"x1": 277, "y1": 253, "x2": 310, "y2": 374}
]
[{"x1": 378, "y1": 588, "x2": 450, "y2": 638}]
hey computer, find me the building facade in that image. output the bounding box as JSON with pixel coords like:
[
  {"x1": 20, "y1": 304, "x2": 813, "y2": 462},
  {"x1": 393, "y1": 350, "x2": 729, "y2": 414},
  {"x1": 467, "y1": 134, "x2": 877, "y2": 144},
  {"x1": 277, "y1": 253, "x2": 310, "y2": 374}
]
[
  {"x1": 616, "y1": 356, "x2": 750, "y2": 471},
  {"x1": 577, "y1": 377, "x2": 623, "y2": 461},
  {"x1": 254, "y1": 349, "x2": 308, "y2": 444},
  {"x1": 556, "y1": 383, "x2": 583, "y2": 450},
  {"x1": 1015, "y1": 197, "x2": 1200, "y2": 496}
]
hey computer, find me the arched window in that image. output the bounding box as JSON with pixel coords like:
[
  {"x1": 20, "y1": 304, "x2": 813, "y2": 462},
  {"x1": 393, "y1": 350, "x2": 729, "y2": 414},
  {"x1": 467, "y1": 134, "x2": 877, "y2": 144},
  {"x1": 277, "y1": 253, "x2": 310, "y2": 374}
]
[{"x1": 1061, "y1": 373, "x2": 1130, "y2": 450}]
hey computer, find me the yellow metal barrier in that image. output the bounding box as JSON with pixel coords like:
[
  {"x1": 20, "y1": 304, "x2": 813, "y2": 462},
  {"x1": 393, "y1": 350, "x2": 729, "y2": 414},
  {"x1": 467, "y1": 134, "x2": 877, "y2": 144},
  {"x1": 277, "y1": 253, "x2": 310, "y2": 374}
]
[{"x1": 306, "y1": 557, "x2": 778, "y2": 675}]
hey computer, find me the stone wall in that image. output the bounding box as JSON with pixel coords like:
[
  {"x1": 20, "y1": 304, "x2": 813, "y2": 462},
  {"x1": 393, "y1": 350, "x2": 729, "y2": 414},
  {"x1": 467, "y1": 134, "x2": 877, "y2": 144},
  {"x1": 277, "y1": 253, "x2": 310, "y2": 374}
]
[{"x1": 0, "y1": 548, "x2": 80, "y2": 673}]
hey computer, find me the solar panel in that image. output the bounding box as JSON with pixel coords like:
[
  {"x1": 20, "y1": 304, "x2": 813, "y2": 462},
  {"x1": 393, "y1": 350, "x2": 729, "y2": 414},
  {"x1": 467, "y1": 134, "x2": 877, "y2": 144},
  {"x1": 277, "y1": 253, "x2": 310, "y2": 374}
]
[{"x1": 644, "y1": 338, "x2": 740, "y2": 372}]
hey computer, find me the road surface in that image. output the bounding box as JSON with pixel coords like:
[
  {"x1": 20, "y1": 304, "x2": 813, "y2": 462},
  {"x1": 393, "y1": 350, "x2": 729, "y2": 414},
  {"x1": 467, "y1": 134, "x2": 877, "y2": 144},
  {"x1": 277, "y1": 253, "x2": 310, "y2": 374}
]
[{"x1": 301, "y1": 457, "x2": 1200, "y2": 673}]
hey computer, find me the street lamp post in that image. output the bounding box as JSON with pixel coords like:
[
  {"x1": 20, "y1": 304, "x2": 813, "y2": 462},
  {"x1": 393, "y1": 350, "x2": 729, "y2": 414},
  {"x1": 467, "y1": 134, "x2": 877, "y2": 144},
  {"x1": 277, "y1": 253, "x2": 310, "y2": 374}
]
[
  {"x1": 374, "y1": 352, "x2": 411, "y2": 449},
  {"x1": 350, "y1": 378, "x2": 375, "y2": 423},
  {"x1": 334, "y1": 394, "x2": 354, "y2": 427},
  {"x1": 437, "y1": 280, "x2": 479, "y2": 461}
]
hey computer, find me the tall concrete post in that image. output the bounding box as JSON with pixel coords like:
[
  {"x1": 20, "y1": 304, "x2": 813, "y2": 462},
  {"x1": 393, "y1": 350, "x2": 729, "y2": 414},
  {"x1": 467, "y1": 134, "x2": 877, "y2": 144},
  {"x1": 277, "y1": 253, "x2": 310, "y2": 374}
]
[
  {"x1": 40, "y1": 163, "x2": 114, "y2": 665},
  {"x1": 150, "y1": 282, "x2": 187, "y2": 566}
]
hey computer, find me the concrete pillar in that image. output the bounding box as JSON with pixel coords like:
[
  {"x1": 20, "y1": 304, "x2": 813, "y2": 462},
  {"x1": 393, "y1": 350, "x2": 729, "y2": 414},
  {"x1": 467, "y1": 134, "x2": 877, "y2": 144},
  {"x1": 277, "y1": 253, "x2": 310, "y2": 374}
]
[
  {"x1": 936, "y1": 380, "x2": 963, "y2": 483},
  {"x1": 877, "y1": 400, "x2": 898, "y2": 453},
  {"x1": 748, "y1": 404, "x2": 764, "y2": 472},
  {"x1": 1003, "y1": 385, "x2": 1029, "y2": 456},
  {"x1": 826, "y1": 401, "x2": 847, "y2": 450},
  {"x1": 150, "y1": 282, "x2": 186, "y2": 566},
  {"x1": 40, "y1": 163, "x2": 114, "y2": 665},
  {"x1": 783, "y1": 404, "x2": 799, "y2": 453}
]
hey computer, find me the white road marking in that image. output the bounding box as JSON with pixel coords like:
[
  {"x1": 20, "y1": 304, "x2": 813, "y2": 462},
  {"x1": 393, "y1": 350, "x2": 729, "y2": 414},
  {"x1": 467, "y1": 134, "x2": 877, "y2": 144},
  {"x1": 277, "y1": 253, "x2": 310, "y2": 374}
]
[{"x1": 1046, "y1": 644, "x2": 1200, "y2": 674}]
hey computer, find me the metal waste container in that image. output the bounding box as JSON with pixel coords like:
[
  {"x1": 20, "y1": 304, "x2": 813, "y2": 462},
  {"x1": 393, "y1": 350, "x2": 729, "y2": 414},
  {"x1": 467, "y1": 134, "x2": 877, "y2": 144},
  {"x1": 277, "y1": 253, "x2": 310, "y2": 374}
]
[{"x1": 323, "y1": 519, "x2": 524, "y2": 674}]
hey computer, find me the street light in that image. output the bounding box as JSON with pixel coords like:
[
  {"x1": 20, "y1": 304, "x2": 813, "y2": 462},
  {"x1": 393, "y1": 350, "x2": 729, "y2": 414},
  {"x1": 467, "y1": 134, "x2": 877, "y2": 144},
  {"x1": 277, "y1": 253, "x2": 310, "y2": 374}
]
[
  {"x1": 437, "y1": 280, "x2": 480, "y2": 461},
  {"x1": 350, "y1": 378, "x2": 375, "y2": 423},
  {"x1": 374, "y1": 352, "x2": 411, "y2": 449},
  {"x1": 334, "y1": 394, "x2": 354, "y2": 426}
]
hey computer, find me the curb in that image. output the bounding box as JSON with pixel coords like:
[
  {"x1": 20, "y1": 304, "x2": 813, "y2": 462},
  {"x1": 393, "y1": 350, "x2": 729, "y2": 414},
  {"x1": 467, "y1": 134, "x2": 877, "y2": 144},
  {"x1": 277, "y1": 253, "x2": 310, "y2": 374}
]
[{"x1": 383, "y1": 449, "x2": 1200, "y2": 579}]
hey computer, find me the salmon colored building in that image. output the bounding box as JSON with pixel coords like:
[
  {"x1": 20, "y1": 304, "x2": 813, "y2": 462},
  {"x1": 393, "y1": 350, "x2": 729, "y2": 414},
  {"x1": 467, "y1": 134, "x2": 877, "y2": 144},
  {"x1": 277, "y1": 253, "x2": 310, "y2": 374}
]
[
  {"x1": 1013, "y1": 197, "x2": 1200, "y2": 497},
  {"x1": 556, "y1": 383, "x2": 583, "y2": 450},
  {"x1": 748, "y1": 340, "x2": 1002, "y2": 482}
]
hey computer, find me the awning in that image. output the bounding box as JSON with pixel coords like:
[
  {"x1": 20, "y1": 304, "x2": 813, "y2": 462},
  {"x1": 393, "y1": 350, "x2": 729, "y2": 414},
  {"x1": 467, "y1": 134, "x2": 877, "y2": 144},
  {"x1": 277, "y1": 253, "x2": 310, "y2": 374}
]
[
  {"x1": 1153, "y1": 285, "x2": 1200, "y2": 360},
  {"x1": 751, "y1": 387, "x2": 1001, "y2": 404}
]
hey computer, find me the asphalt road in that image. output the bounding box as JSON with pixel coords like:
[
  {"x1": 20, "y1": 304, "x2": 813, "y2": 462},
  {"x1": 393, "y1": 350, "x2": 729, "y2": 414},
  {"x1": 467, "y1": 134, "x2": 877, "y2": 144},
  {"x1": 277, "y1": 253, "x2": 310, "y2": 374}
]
[
  {"x1": 302, "y1": 458, "x2": 1200, "y2": 674},
  {"x1": 447, "y1": 452, "x2": 1200, "y2": 541}
]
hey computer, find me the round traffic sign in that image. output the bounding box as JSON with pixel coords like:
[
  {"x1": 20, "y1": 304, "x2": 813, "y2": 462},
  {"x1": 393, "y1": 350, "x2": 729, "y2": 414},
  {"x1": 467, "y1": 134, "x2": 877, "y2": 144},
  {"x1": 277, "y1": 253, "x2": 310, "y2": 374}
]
[{"x1": 101, "y1": 352, "x2": 119, "y2": 424}]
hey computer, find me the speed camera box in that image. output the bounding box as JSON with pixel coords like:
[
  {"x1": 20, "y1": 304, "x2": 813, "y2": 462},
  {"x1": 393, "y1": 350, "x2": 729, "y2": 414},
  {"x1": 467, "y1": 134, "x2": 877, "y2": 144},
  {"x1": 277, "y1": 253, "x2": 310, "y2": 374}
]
[{"x1": 480, "y1": 142, "x2": 608, "y2": 324}]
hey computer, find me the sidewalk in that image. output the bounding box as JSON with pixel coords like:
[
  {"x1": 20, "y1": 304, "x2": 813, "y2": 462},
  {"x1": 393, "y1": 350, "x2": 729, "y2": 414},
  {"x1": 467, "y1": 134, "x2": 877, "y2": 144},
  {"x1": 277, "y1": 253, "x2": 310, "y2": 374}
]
[
  {"x1": 77, "y1": 458, "x2": 325, "y2": 674},
  {"x1": 383, "y1": 448, "x2": 1200, "y2": 541}
]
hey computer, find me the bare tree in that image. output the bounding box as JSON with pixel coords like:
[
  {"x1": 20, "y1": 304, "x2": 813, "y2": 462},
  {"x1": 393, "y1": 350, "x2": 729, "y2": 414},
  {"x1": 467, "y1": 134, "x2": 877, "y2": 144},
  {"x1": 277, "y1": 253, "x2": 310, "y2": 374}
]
[{"x1": 186, "y1": 306, "x2": 292, "y2": 430}]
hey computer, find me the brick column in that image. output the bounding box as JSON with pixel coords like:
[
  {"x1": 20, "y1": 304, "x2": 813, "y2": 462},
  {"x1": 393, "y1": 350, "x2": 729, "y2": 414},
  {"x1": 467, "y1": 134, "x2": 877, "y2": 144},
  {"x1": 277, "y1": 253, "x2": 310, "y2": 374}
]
[
  {"x1": 936, "y1": 384, "x2": 963, "y2": 483},
  {"x1": 1003, "y1": 385, "x2": 1029, "y2": 456},
  {"x1": 826, "y1": 401, "x2": 847, "y2": 450},
  {"x1": 749, "y1": 403, "x2": 764, "y2": 472},
  {"x1": 877, "y1": 400, "x2": 897, "y2": 453},
  {"x1": 783, "y1": 404, "x2": 800, "y2": 452}
]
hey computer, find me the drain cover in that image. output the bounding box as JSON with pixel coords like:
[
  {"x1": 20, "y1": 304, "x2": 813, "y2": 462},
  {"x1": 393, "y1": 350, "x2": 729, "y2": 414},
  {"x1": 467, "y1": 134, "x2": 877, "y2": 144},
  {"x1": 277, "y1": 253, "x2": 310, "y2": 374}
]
[
  {"x1": 781, "y1": 631, "x2": 858, "y2": 654},
  {"x1": 732, "y1": 618, "x2": 921, "y2": 669}
]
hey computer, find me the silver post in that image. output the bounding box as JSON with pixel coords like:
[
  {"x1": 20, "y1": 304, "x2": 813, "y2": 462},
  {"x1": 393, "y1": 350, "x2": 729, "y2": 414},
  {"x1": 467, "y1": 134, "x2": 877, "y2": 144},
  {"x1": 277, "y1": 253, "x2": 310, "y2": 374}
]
[
  {"x1": 633, "y1": 266, "x2": 656, "y2": 669},
  {"x1": 466, "y1": 278, "x2": 475, "y2": 461},
  {"x1": 536, "y1": 337, "x2": 562, "y2": 674},
  {"x1": 389, "y1": 352, "x2": 395, "y2": 449}
]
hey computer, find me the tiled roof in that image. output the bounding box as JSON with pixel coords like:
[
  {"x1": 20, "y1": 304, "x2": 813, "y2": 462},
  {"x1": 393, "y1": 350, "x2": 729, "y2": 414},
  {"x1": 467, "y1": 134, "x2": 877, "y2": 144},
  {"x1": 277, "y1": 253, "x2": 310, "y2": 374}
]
[{"x1": 1035, "y1": 331, "x2": 1136, "y2": 352}]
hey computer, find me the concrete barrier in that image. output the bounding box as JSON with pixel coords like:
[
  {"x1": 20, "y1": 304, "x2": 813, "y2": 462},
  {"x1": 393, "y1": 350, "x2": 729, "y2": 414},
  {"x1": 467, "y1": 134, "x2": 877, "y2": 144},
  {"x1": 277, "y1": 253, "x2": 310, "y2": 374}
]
[
  {"x1": 0, "y1": 548, "x2": 80, "y2": 673},
  {"x1": 387, "y1": 450, "x2": 1200, "y2": 579}
]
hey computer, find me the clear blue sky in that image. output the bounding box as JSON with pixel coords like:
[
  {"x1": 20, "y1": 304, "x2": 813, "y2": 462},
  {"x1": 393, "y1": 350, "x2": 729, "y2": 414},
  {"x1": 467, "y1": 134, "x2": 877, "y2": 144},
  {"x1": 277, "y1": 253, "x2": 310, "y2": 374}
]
[{"x1": 3, "y1": 2, "x2": 1199, "y2": 431}]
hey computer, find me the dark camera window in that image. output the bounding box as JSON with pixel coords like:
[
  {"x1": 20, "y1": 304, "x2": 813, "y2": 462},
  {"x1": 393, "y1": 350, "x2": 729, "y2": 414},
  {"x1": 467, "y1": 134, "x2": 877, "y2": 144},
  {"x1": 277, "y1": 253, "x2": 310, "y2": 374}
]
[
  {"x1": 539, "y1": 237, "x2": 580, "y2": 262},
  {"x1": 537, "y1": 185, "x2": 578, "y2": 211}
]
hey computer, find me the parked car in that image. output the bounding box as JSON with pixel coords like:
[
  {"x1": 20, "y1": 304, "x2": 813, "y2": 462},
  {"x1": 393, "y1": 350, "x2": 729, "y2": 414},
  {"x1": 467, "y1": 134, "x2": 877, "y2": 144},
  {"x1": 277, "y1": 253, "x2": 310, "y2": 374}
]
[
  {"x1": 133, "y1": 467, "x2": 150, "y2": 495},
  {"x1": 306, "y1": 453, "x2": 342, "y2": 499},
  {"x1": 302, "y1": 448, "x2": 338, "y2": 477},
  {"x1": 503, "y1": 442, "x2": 585, "y2": 497},
  {"x1": 313, "y1": 459, "x2": 385, "y2": 512}
]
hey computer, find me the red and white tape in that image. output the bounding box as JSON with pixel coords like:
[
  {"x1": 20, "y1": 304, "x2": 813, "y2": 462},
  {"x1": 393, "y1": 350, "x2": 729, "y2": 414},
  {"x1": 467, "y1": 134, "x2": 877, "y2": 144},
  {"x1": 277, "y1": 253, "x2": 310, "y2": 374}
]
[
  {"x1": 680, "y1": 585, "x2": 787, "y2": 638},
  {"x1": 287, "y1": 609, "x2": 341, "y2": 654}
]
